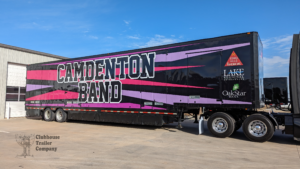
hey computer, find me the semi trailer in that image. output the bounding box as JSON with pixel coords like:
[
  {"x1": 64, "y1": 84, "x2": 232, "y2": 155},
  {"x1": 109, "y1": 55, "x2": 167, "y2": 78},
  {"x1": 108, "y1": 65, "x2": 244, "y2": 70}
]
[{"x1": 25, "y1": 32, "x2": 300, "y2": 142}]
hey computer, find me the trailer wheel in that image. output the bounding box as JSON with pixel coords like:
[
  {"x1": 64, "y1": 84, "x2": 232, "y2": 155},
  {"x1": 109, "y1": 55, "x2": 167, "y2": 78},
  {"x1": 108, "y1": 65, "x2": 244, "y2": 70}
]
[
  {"x1": 44, "y1": 108, "x2": 55, "y2": 121},
  {"x1": 207, "y1": 112, "x2": 235, "y2": 138},
  {"x1": 242, "y1": 114, "x2": 274, "y2": 142},
  {"x1": 55, "y1": 109, "x2": 67, "y2": 122}
]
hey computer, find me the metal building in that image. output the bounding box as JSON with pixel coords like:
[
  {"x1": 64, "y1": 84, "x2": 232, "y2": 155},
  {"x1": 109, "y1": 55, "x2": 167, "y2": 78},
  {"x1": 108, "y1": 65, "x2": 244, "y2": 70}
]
[{"x1": 0, "y1": 43, "x2": 68, "y2": 119}]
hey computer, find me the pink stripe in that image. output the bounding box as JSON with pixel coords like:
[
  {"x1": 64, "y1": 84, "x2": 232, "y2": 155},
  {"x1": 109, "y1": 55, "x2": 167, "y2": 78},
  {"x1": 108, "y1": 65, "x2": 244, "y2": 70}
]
[
  {"x1": 26, "y1": 90, "x2": 79, "y2": 101},
  {"x1": 27, "y1": 70, "x2": 57, "y2": 81}
]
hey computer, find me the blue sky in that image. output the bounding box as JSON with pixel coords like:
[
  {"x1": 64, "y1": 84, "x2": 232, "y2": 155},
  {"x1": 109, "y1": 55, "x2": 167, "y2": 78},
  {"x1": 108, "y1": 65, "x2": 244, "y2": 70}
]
[{"x1": 0, "y1": 0, "x2": 299, "y2": 78}]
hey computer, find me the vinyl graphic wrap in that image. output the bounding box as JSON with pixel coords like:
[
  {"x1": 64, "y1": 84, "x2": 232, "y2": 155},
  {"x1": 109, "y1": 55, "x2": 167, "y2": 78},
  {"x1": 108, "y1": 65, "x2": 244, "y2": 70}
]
[{"x1": 26, "y1": 33, "x2": 255, "y2": 121}]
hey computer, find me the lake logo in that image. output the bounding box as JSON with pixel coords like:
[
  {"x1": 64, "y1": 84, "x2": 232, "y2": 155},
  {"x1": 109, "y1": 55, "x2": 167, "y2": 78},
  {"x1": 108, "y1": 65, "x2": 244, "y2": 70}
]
[{"x1": 223, "y1": 68, "x2": 244, "y2": 81}]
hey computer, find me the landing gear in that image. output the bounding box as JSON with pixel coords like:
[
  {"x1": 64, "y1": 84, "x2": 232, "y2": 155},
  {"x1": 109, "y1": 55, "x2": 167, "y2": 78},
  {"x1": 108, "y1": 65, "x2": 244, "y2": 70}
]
[{"x1": 176, "y1": 109, "x2": 183, "y2": 129}]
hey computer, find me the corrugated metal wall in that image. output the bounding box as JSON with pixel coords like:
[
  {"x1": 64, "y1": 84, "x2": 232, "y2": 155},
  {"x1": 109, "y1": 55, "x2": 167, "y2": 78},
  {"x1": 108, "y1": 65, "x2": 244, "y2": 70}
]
[{"x1": 0, "y1": 47, "x2": 62, "y2": 119}]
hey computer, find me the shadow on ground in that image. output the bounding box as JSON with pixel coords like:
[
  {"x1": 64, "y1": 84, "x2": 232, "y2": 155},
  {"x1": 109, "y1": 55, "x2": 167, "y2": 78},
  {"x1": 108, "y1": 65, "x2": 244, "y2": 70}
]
[{"x1": 26, "y1": 116, "x2": 299, "y2": 145}]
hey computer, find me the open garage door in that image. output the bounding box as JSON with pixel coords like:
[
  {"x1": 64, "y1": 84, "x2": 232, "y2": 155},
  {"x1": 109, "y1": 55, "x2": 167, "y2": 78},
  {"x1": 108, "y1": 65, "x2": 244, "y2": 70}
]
[{"x1": 5, "y1": 63, "x2": 27, "y2": 118}]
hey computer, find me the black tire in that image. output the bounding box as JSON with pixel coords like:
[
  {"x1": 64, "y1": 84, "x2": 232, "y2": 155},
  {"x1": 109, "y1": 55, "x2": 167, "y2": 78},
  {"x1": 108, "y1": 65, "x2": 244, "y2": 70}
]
[
  {"x1": 242, "y1": 114, "x2": 274, "y2": 142},
  {"x1": 44, "y1": 108, "x2": 55, "y2": 121},
  {"x1": 207, "y1": 112, "x2": 236, "y2": 138},
  {"x1": 55, "y1": 109, "x2": 67, "y2": 122},
  {"x1": 288, "y1": 104, "x2": 291, "y2": 111}
]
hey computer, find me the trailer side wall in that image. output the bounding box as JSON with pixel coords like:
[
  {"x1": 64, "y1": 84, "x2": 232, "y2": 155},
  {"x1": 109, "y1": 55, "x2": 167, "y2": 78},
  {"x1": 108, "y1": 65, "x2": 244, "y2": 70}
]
[{"x1": 25, "y1": 32, "x2": 262, "y2": 125}]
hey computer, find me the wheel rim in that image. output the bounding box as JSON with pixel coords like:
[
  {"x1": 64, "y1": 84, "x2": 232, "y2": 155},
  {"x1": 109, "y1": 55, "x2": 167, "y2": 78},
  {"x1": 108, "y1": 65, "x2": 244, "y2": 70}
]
[
  {"x1": 56, "y1": 110, "x2": 63, "y2": 121},
  {"x1": 248, "y1": 120, "x2": 267, "y2": 137},
  {"x1": 44, "y1": 110, "x2": 51, "y2": 120},
  {"x1": 212, "y1": 117, "x2": 228, "y2": 133}
]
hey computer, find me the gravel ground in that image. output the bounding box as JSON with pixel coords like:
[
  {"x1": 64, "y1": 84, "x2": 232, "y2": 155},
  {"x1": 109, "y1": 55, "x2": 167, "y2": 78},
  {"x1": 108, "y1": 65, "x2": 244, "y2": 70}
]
[{"x1": 0, "y1": 117, "x2": 299, "y2": 169}]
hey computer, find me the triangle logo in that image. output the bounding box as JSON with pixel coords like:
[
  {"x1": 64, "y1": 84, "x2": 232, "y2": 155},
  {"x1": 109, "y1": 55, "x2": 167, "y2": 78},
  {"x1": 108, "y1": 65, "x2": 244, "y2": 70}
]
[{"x1": 225, "y1": 51, "x2": 243, "y2": 67}]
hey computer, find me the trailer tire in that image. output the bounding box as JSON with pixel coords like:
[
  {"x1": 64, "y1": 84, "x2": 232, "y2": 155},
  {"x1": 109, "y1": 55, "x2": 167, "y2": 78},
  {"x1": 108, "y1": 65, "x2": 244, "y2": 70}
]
[
  {"x1": 207, "y1": 112, "x2": 236, "y2": 138},
  {"x1": 55, "y1": 109, "x2": 67, "y2": 122},
  {"x1": 242, "y1": 114, "x2": 274, "y2": 142},
  {"x1": 44, "y1": 108, "x2": 55, "y2": 121}
]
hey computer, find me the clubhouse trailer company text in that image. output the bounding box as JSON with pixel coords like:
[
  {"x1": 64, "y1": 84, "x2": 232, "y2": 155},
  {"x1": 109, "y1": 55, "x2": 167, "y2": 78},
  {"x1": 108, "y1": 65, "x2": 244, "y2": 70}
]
[{"x1": 35, "y1": 135, "x2": 60, "y2": 152}]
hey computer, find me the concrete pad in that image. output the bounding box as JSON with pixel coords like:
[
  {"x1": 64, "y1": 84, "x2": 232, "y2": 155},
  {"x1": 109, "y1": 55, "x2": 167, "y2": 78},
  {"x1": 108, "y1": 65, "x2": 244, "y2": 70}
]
[{"x1": 0, "y1": 117, "x2": 299, "y2": 169}]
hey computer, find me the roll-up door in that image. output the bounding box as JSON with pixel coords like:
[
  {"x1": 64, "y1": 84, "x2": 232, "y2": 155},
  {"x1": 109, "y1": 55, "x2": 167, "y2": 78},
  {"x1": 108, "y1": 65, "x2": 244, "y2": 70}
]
[{"x1": 5, "y1": 63, "x2": 27, "y2": 118}]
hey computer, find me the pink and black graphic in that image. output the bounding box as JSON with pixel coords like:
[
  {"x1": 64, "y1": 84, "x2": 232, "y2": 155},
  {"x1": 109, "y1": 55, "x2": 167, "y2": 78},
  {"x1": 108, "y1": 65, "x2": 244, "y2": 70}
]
[{"x1": 26, "y1": 33, "x2": 254, "y2": 119}]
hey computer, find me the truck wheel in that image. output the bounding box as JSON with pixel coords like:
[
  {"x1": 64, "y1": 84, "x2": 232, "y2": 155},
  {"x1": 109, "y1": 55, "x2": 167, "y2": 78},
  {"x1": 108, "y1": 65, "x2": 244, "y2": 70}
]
[
  {"x1": 242, "y1": 114, "x2": 274, "y2": 142},
  {"x1": 55, "y1": 109, "x2": 67, "y2": 122},
  {"x1": 44, "y1": 108, "x2": 55, "y2": 121},
  {"x1": 207, "y1": 112, "x2": 235, "y2": 138}
]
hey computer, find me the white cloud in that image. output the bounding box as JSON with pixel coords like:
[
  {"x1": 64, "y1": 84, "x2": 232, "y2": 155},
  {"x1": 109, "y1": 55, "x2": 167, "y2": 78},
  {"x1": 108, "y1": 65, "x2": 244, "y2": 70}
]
[
  {"x1": 274, "y1": 35, "x2": 293, "y2": 44},
  {"x1": 262, "y1": 35, "x2": 293, "y2": 78},
  {"x1": 140, "y1": 35, "x2": 178, "y2": 48},
  {"x1": 106, "y1": 36, "x2": 113, "y2": 39},
  {"x1": 263, "y1": 56, "x2": 289, "y2": 77},
  {"x1": 88, "y1": 35, "x2": 98, "y2": 39},
  {"x1": 262, "y1": 35, "x2": 292, "y2": 50},
  {"x1": 124, "y1": 20, "x2": 130, "y2": 25},
  {"x1": 18, "y1": 22, "x2": 53, "y2": 30},
  {"x1": 127, "y1": 35, "x2": 139, "y2": 39}
]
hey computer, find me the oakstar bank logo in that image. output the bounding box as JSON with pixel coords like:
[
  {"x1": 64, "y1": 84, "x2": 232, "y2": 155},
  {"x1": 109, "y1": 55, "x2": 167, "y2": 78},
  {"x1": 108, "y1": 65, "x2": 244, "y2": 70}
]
[{"x1": 222, "y1": 83, "x2": 246, "y2": 98}]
